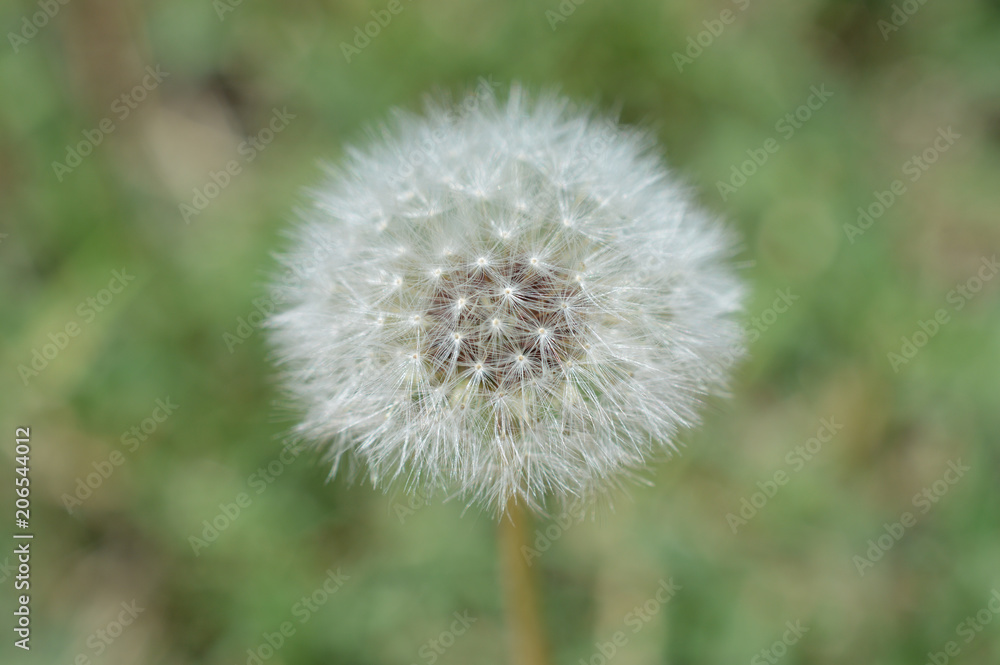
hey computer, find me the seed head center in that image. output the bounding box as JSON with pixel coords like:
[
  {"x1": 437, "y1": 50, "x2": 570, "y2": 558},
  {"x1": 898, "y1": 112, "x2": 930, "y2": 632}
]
[{"x1": 418, "y1": 255, "x2": 586, "y2": 393}]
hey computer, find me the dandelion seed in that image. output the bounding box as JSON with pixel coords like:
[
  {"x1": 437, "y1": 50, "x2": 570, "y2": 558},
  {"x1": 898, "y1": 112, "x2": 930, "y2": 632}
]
[{"x1": 268, "y1": 84, "x2": 745, "y2": 513}]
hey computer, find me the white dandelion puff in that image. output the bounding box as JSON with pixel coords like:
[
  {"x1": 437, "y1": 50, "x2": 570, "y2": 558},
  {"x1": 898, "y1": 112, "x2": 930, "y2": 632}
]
[{"x1": 268, "y1": 84, "x2": 745, "y2": 513}]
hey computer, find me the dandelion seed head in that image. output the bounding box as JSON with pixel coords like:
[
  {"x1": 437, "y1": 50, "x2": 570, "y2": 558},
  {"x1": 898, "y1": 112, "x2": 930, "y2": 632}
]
[{"x1": 269, "y1": 84, "x2": 745, "y2": 513}]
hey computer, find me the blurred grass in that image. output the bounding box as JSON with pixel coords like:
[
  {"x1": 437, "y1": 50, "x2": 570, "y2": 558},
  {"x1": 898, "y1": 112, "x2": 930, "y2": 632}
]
[{"x1": 1, "y1": 0, "x2": 1000, "y2": 663}]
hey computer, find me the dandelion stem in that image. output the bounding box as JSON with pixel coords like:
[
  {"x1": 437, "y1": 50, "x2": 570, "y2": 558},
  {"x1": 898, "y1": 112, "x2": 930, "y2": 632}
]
[{"x1": 499, "y1": 499, "x2": 549, "y2": 665}]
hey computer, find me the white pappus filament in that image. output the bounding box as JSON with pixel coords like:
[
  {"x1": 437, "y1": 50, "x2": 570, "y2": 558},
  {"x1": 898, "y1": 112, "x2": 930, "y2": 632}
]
[{"x1": 268, "y1": 84, "x2": 745, "y2": 513}]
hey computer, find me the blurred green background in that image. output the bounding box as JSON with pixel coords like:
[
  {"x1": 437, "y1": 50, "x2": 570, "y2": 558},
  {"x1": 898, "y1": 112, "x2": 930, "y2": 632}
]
[{"x1": 2, "y1": 0, "x2": 1000, "y2": 663}]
